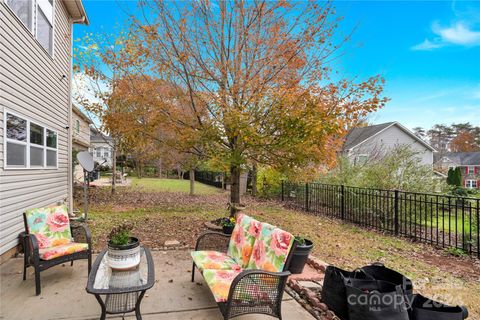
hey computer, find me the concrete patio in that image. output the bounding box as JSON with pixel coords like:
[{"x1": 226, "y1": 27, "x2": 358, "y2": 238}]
[{"x1": 0, "y1": 250, "x2": 314, "y2": 320}]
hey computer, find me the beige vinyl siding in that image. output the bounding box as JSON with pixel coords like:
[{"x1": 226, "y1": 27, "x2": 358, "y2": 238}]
[{"x1": 0, "y1": 1, "x2": 73, "y2": 255}]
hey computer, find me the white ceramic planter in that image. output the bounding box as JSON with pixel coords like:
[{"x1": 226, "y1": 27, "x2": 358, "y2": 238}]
[{"x1": 107, "y1": 237, "x2": 141, "y2": 271}]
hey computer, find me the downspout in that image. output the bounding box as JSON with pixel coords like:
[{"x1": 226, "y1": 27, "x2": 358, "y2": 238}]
[{"x1": 67, "y1": 21, "x2": 74, "y2": 213}]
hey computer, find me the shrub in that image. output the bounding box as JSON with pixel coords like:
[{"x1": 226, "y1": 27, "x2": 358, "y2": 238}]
[
  {"x1": 256, "y1": 167, "x2": 285, "y2": 198},
  {"x1": 320, "y1": 146, "x2": 448, "y2": 193}
]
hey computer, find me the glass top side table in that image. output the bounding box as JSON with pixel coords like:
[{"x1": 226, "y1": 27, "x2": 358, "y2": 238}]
[{"x1": 86, "y1": 247, "x2": 155, "y2": 320}]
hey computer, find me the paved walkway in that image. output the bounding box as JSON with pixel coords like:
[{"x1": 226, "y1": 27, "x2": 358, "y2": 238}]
[{"x1": 0, "y1": 250, "x2": 314, "y2": 320}]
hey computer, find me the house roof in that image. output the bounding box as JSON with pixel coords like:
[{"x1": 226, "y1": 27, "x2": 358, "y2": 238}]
[
  {"x1": 72, "y1": 105, "x2": 92, "y2": 124},
  {"x1": 90, "y1": 127, "x2": 112, "y2": 143},
  {"x1": 62, "y1": 0, "x2": 89, "y2": 25},
  {"x1": 433, "y1": 152, "x2": 480, "y2": 166},
  {"x1": 343, "y1": 122, "x2": 436, "y2": 152}
]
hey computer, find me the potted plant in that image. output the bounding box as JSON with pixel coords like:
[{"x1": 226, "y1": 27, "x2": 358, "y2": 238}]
[
  {"x1": 107, "y1": 223, "x2": 141, "y2": 270},
  {"x1": 288, "y1": 236, "x2": 313, "y2": 274},
  {"x1": 221, "y1": 217, "x2": 236, "y2": 234}
]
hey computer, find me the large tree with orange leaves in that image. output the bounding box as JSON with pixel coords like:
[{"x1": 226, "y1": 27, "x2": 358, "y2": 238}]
[
  {"x1": 76, "y1": 0, "x2": 387, "y2": 207},
  {"x1": 450, "y1": 131, "x2": 480, "y2": 152}
]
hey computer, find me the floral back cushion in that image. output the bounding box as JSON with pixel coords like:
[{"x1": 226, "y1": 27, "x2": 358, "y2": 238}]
[
  {"x1": 227, "y1": 214, "x2": 262, "y2": 268},
  {"x1": 247, "y1": 223, "x2": 294, "y2": 273},
  {"x1": 25, "y1": 205, "x2": 72, "y2": 249}
]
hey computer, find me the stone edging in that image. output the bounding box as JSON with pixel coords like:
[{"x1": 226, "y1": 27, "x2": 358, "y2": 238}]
[{"x1": 287, "y1": 256, "x2": 339, "y2": 320}]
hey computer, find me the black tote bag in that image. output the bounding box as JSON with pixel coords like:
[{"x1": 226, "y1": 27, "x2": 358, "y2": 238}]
[
  {"x1": 345, "y1": 279, "x2": 410, "y2": 320},
  {"x1": 321, "y1": 266, "x2": 373, "y2": 320},
  {"x1": 410, "y1": 294, "x2": 469, "y2": 320},
  {"x1": 361, "y1": 263, "x2": 413, "y2": 296}
]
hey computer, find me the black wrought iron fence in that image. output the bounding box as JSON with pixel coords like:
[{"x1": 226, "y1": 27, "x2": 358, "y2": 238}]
[
  {"x1": 185, "y1": 170, "x2": 224, "y2": 189},
  {"x1": 281, "y1": 181, "x2": 480, "y2": 258}
]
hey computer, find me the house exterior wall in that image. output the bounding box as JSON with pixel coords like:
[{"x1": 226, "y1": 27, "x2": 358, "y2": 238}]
[
  {"x1": 0, "y1": 1, "x2": 73, "y2": 255},
  {"x1": 347, "y1": 125, "x2": 434, "y2": 166},
  {"x1": 460, "y1": 166, "x2": 480, "y2": 189},
  {"x1": 89, "y1": 142, "x2": 113, "y2": 168},
  {"x1": 72, "y1": 111, "x2": 90, "y2": 151},
  {"x1": 433, "y1": 157, "x2": 458, "y2": 173}
]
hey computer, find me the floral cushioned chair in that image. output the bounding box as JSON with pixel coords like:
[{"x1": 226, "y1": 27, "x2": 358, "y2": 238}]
[
  {"x1": 20, "y1": 205, "x2": 92, "y2": 295},
  {"x1": 191, "y1": 214, "x2": 296, "y2": 320}
]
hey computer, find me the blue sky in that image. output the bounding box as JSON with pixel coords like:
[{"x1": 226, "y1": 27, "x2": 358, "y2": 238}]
[{"x1": 74, "y1": 0, "x2": 480, "y2": 130}]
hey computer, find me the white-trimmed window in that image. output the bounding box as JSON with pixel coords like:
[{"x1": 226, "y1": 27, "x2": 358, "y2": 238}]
[
  {"x1": 6, "y1": 0, "x2": 54, "y2": 55},
  {"x1": 354, "y1": 154, "x2": 368, "y2": 165},
  {"x1": 5, "y1": 112, "x2": 58, "y2": 169},
  {"x1": 465, "y1": 180, "x2": 478, "y2": 189},
  {"x1": 466, "y1": 166, "x2": 475, "y2": 174},
  {"x1": 96, "y1": 147, "x2": 102, "y2": 158},
  {"x1": 103, "y1": 147, "x2": 110, "y2": 158},
  {"x1": 75, "y1": 119, "x2": 80, "y2": 134}
]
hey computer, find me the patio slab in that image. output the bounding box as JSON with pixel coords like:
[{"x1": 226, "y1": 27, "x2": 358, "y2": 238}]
[{"x1": 0, "y1": 250, "x2": 314, "y2": 320}]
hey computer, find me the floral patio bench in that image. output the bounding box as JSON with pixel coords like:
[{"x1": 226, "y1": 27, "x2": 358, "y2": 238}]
[
  {"x1": 191, "y1": 214, "x2": 296, "y2": 320},
  {"x1": 19, "y1": 205, "x2": 92, "y2": 295}
]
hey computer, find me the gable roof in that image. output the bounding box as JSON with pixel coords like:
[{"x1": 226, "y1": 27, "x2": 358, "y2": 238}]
[
  {"x1": 90, "y1": 127, "x2": 112, "y2": 143},
  {"x1": 343, "y1": 122, "x2": 436, "y2": 152},
  {"x1": 72, "y1": 105, "x2": 92, "y2": 124},
  {"x1": 434, "y1": 152, "x2": 480, "y2": 166}
]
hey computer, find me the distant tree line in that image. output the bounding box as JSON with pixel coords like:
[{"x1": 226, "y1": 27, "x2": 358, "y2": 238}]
[{"x1": 412, "y1": 123, "x2": 480, "y2": 153}]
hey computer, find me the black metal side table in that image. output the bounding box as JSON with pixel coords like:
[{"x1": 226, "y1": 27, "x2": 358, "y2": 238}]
[{"x1": 86, "y1": 247, "x2": 155, "y2": 320}]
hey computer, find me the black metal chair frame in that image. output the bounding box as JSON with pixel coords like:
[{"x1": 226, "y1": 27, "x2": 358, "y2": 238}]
[
  {"x1": 192, "y1": 231, "x2": 296, "y2": 320},
  {"x1": 19, "y1": 212, "x2": 92, "y2": 295}
]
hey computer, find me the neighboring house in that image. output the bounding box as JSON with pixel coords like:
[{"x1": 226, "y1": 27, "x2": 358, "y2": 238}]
[
  {"x1": 434, "y1": 152, "x2": 480, "y2": 189},
  {"x1": 89, "y1": 127, "x2": 113, "y2": 168},
  {"x1": 342, "y1": 122, "x2": 436, "y2": 166},
  {"x1": 72, "y1": 105, "x2": 92, "y2": 182},
  {"x1": 0, "y1": 0, "x2": 88, "y2": 259}
]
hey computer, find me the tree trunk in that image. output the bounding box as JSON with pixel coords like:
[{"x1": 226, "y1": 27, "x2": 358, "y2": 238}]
[
  {"x1": 230, "y1": 164, "x2": 241, "y2": 216},
  {"x1": 189, "y1": 169, "x2": 195, "y2": 196},
  {"x1": 251, "y1": 163, "x2": 257, "y2": 197},
  {"x1": 111, "y1": 146, "x2": 116, "y2": 194},
  {"x1": 157, "y1": 157, "x2": 163, "y2": 178}
]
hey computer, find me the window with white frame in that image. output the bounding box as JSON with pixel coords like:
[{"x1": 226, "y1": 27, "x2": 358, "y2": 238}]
[
  {"x1": 465, "y1": 180, "x2": 478, "y2": 189},
  {"x1": 96, "y1": 147, "x2": 102, "y2": 158},
  {"x1": 75, "y1": 119, "x2": 80, "y2": 134},
  {"x1": 354, "y1": 154, "x2": 368, "y2": 165},
  {"x1": 5, "y1": 112, "x2": 57, "y2": 169},
  {"x1": 467, "y1": 166, "x2": 475, "y2": 174},
  {"x1": 6, "y1": 0, "x2": 54, "y2": 55},
  {"x1": 103, "y1": 147, "x2": 110, "y2": 158}
]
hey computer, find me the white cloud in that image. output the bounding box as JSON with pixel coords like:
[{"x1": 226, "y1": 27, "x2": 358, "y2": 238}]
[
  {"x1": 412, "y1": 21, "x2": 480, "y2": 50},
  {"x1": 411, "y1": 39, "x2": 445, "y2": 51},
  {"x1": 433, "y1": 22, "x2": 480, "y2": 45}
]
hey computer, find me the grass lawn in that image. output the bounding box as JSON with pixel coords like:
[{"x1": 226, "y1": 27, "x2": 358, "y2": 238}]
[
  {"x1": 131, "y1": 177, "x2": 222, "y2": 195},
  {"x1": 83, "y1": 179, "x2": 480, "y2": 319}
]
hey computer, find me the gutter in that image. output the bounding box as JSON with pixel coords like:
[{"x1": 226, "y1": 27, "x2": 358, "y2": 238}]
[
  {"x1": 73, "y1": 0, "x2": 89, "y2": 25},
  {"x1": 72, "y1": 17, "x2": 86, "y2": 24}
]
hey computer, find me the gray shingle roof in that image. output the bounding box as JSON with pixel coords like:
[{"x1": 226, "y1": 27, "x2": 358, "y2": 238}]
[
  {"x1": 343, "y1": 122, "x2": 395, "y2": 150},
  {"x1": 434, "y1": 152, "x2": 480, "y2": 166},
  {"x1": 90, "y1": 127, "x2": 112, "y2": 143}
]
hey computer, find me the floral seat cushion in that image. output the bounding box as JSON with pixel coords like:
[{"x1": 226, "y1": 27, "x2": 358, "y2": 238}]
[
  {"x1": 191, "y1": 251, "x2": 241, "y2": 272},
  {"x1": 202, "y1": 269, "x2": 242, "y2": 302},
  {"x1": 39, "y1": 242, "x2": 89, "y2": 260},
  {"x1": 25, "y1": 205, "x2": 73, "y2": 249},
  {"x1": 247, "y1": 223, "x2": 294, "y2": 273},
  {"x1": 227, "y1": 214, "x2": 262, "y2": 268}
]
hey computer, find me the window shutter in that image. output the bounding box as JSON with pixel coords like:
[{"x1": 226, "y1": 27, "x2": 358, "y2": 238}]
[
  {"x1": 475, "y1": 166, "x2": 478, "y2": 174},
  {"x1": 466, "y1": 166, "x2": 469, "y2": 174}
]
